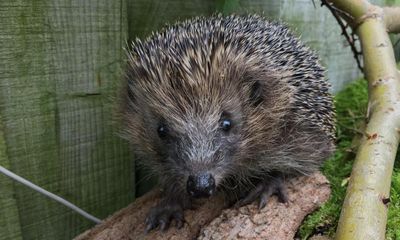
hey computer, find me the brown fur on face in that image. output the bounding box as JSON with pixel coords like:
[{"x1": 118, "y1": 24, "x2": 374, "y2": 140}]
[{"x1": 118, "y1": 15, "x2": 335, "y2": 195}]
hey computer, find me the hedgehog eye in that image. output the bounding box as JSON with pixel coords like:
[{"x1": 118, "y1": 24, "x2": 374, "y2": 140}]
[
  {"x1": 220, "y1": 119, "x2": 232, "y2": 132},
  {"x1": 157, "y1": 124, "x2": 169, "y2": 138}
]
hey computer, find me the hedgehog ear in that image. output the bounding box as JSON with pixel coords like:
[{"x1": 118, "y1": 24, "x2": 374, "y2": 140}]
[{"x1": 249, "y1": 80, "x2": 263, "y2": 107}]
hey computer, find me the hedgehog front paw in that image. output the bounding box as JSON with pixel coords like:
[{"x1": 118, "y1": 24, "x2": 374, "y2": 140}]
[
  {"x1": 235, "y1": 176, "x2": 288, "y2": 209},
  {"x1": 145, "y1": 200, "x2": 185, "y2": 233}
]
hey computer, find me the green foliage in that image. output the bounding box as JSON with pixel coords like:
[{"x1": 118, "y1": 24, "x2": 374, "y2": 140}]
[
  {"x1": 299, "y1": 79, "x2": 400, "y2": 239},
  {"x1": 387, "y1": 170, "x2": 400, "y2": 240},
  {"x1": 385, "y1": 0, "x2": 400, "y2": 6}
]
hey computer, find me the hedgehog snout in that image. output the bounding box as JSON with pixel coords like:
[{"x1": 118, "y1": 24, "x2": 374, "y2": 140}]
[{"x1": 186, "y1": 173, "x2": 216, "y2": 198}]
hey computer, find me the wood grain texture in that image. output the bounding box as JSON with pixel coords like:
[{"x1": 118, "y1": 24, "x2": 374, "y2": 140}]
[
  {"x1": 74, "y1": 173, "x2": 330, "y2": 240},
  {"x1": 0, "y1": 113, "x2": 23, "y2": 240},
  {"x1": 0, "y1": 1, "x2": 134, "y2": 239}
]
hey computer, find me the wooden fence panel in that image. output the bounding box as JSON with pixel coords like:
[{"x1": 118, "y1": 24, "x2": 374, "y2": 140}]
[{"x1": 0, "y1": 1, "x2": 134, "y2": 239}]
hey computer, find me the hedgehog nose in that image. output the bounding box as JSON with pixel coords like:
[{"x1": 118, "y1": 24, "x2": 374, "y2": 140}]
[{"x1": 187, "y1": 173, "x2": 216, "y2": 198}]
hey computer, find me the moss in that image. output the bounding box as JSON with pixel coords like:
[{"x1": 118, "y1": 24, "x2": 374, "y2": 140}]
[
  {"x1": 299, "y1": 79, "x2": 400, "y2": 239},
  {"x1": 387, "y1": 170, "x2": 400, "y2": 240}
]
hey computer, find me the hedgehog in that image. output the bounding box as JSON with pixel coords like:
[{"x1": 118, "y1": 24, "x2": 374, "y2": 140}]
[{"x1": 120, "y1": 14, "x2": 335, "y2": 232}]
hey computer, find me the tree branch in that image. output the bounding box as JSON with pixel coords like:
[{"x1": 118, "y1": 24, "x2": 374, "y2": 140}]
[
  {"x1": 384, "y1": 7, "x2": 400, "y2": 34},
  {"x1": 74, "y1": 173, "x2": 330, "y2": 240},
  {"x1": 326, "y1": 0, "x2": 400, "y2": 239},
  {"x1": 321, "y1": 0, "x2": 364, "y2": 72}
]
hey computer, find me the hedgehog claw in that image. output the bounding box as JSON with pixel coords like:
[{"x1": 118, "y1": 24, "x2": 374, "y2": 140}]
[
  {"x1": 235, "y1": 176, "x2": 289, "y2": 209},
  {"x1": 144, "y1": 201, "x2": 184, "y2": 233}
]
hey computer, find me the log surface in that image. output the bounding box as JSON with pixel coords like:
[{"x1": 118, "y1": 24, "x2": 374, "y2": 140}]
[{"x1": 75, "y1": 172, "x2": 331, "y2": 240}]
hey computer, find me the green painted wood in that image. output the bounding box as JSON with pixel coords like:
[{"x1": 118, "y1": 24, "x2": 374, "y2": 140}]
[
  {"x1": 128, "y1": 0, "x2": 217, "y2": 40},
  {"x1": 0, "y1": 1, "x2": 134, "y2": 239},
  {"x1": 0, "y1": 116, "x2": 23, "y2": 240},
  {"x1": 216, "y1": 0, "x2": 240, "y2": 13}
]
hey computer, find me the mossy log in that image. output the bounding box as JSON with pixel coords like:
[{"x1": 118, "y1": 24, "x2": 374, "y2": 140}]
[
  {"x1": 326, "y1": 1, "x2": 400, "y2": 239},
  {"x1": 74, "y1": 173, "x2": 330, "y2": 240}
]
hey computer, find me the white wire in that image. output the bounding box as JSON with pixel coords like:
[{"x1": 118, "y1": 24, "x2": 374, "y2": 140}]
[{"x1": 0, "y1": 165, "x2": 101, "y2": 224}]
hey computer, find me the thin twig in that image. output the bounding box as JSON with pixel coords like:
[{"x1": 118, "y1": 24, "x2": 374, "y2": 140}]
[{"x1": 321, "y1": 0, "x2": 364, "y2": 73}]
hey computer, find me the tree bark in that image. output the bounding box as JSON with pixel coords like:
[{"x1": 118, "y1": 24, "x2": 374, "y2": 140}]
[
  {"x1": 326, "y1": 1, "x2": 400, "y2": 240},
  {"x1": 384, "y1": 7, "x2": 400, "y2": 33},
  {"x1": 74, "y1": 172, "x2": 330, "y2": 240}
]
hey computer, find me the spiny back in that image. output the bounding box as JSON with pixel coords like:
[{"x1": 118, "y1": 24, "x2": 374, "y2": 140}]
[{"x1": 128, "y1": 14, "x2": 335, "y2": 140}]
